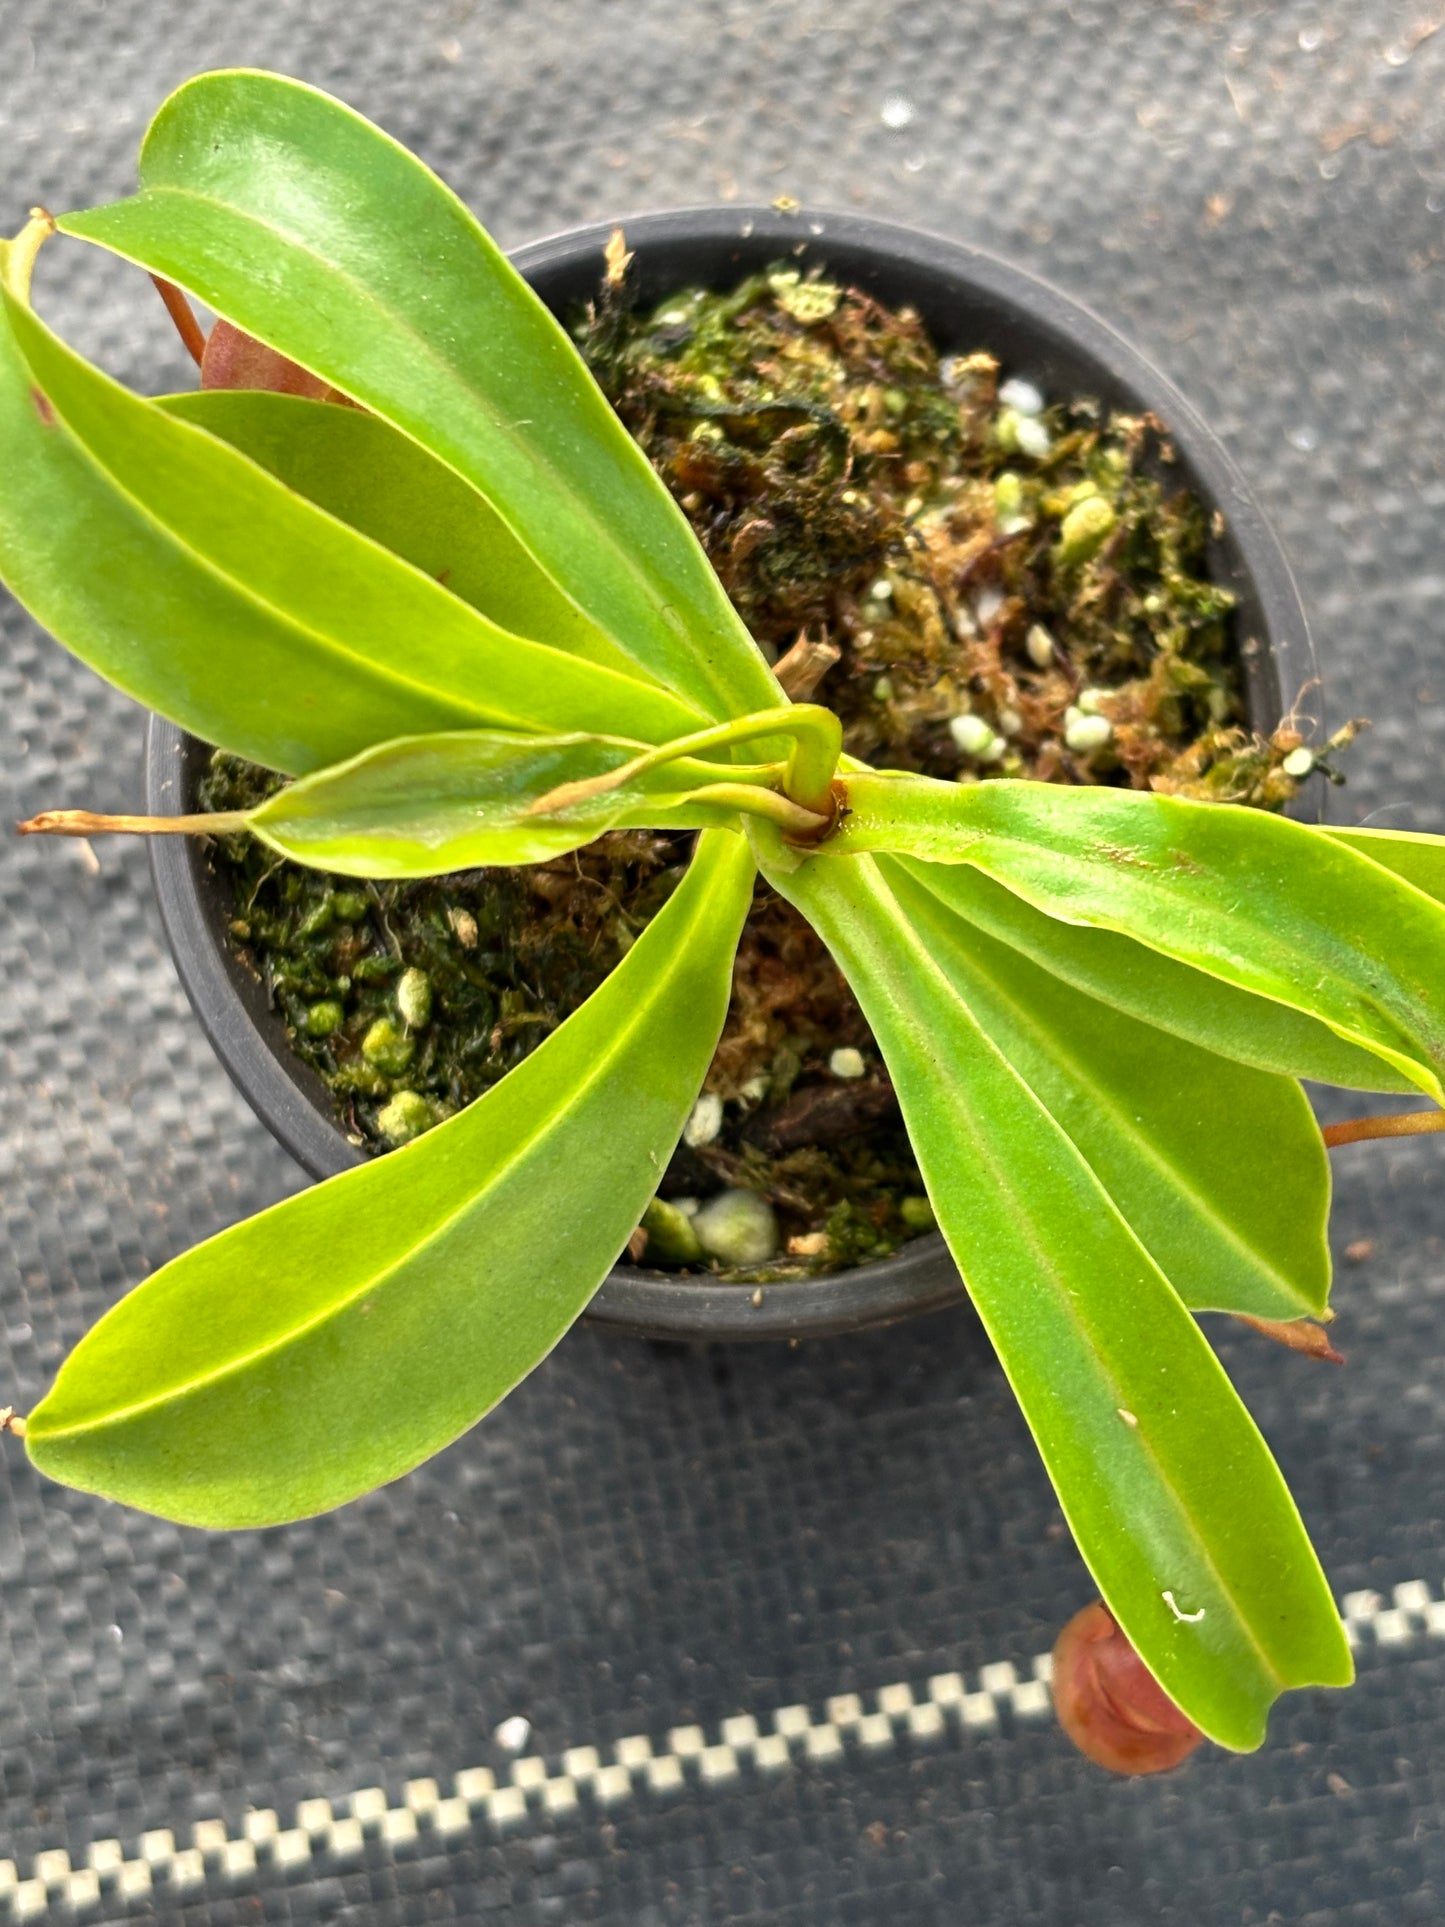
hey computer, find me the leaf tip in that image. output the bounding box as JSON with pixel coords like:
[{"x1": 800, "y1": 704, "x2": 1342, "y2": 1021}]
[{"x1": 1234, "y1": 1313, "x2": 1345, "y2": 1365}]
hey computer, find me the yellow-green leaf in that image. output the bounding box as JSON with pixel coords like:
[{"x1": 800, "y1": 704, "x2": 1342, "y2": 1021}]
[
  {"x1": 242, "y1": 731, "x2": 774, "y2": 875},
  {"x1": 61, "y1": 69, "x2": 780, "y2": 721},
  {"x1": 0, "y1": 237, "x2": 706, "y2": 774},
  {"x1": 899, "y1": 857, "x2": 1417, "y2": 1094},
  {"x1": 831, "y1": 773, "x2": 1445, "y2": 1101},
  {"x1": 161, "y1": 389, "x2": 638, "y2": 677},
  {"x1": 880, "y1": 858, "x2": 1332, "y2": 1320},
  {"x1": 26, "y1": 831, "x2": 756, "y2": 1526},
  {"x1": 761, "y1": 838, "x2": 1351, "y2": 1750}
]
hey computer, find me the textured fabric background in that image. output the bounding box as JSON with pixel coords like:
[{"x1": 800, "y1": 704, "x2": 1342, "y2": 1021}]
[{"x1": 2, "y1": 3, "x2": 1444, "y2": 1921}]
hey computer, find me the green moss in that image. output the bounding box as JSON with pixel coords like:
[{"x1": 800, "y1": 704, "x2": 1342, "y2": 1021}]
[{"x1": 199, "y1": 757, "x2": 676, "y2": 1151}]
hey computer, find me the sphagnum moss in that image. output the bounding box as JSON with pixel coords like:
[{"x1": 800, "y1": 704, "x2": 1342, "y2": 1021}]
[{"x1": 200, "y1": 258, "x2": 1353, "y2": 1282}]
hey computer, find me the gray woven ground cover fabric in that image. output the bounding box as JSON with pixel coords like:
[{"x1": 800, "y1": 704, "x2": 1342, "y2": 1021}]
[{"x1": 1, "y1": 2, "x2": 1444, "y2": 1921}]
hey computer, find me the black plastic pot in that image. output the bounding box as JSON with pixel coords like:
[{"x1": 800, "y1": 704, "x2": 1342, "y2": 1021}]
[{"x1": 145, "y1": 204, "x2": 1317, "y2": 1343}]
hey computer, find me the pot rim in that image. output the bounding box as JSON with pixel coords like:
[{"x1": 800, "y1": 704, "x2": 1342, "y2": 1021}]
[{"x1": 144, "y1": 201, "x2": 1318, "y2": 1343}]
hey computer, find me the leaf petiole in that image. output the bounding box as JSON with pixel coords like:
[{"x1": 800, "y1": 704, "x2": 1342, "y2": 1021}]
[
  {"x1": 1322, "y1": 1109, "x2": 1445, "y2": 1148},
  {"x1": 19, "y1": 807, "x2": 249, "y2": 838},
  {"x1": 684, "y1": 782, "x2": 833, "y2": 837},
  {"x1": 529, "y1": 703, "x2": 841, "y2": 820},
  {"x1": 150, "y1": 275, "x2": 208, "y2": 366}
]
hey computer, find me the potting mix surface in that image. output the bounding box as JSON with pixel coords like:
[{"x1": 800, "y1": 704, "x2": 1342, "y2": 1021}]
[{"x1": 2, "y1": 4, "x2": 1444, "y2": 1923}]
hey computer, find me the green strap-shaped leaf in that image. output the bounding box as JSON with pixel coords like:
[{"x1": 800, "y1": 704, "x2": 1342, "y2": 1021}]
[
  {"x1": 160, "y1": 389, "x2": 638, "y2": 676},
  {"x1": 0, "y1": 247, "x2": 705, "y2": 776},
  {"x1": 832, "y1": 772, "x2": 1445, "y2": 1100},
  {"x1": 899, "y1": 857, "x2": 1418, "y2": 1094},
  {"x1": 240, "y1": 731, "x2": 775, "y2": 875},
  {"x1": 877, "y1": 858, "x2": 1331, "y2": 1320},
  {"x1": 761, "y1": 842, "x2": 1351, "y2": 1749},
  {"x1": 60, "y1": 69, "x2": 781, "y2": 722},
  {"x1": 26, "y1": 829, "x2": 757, "y2": 1527},
  {"x1": 1320, "y1": 825, "x2": 1445, "y2": 903}
]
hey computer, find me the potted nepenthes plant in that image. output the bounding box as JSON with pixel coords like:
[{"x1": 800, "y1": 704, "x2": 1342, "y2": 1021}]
[
  {"x1": 5, "y1": 69, "x2": 1445, "y2": 1772},
  {"x1": 144, "y1": 199, "x2": 1336, "y2": 1348}
]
